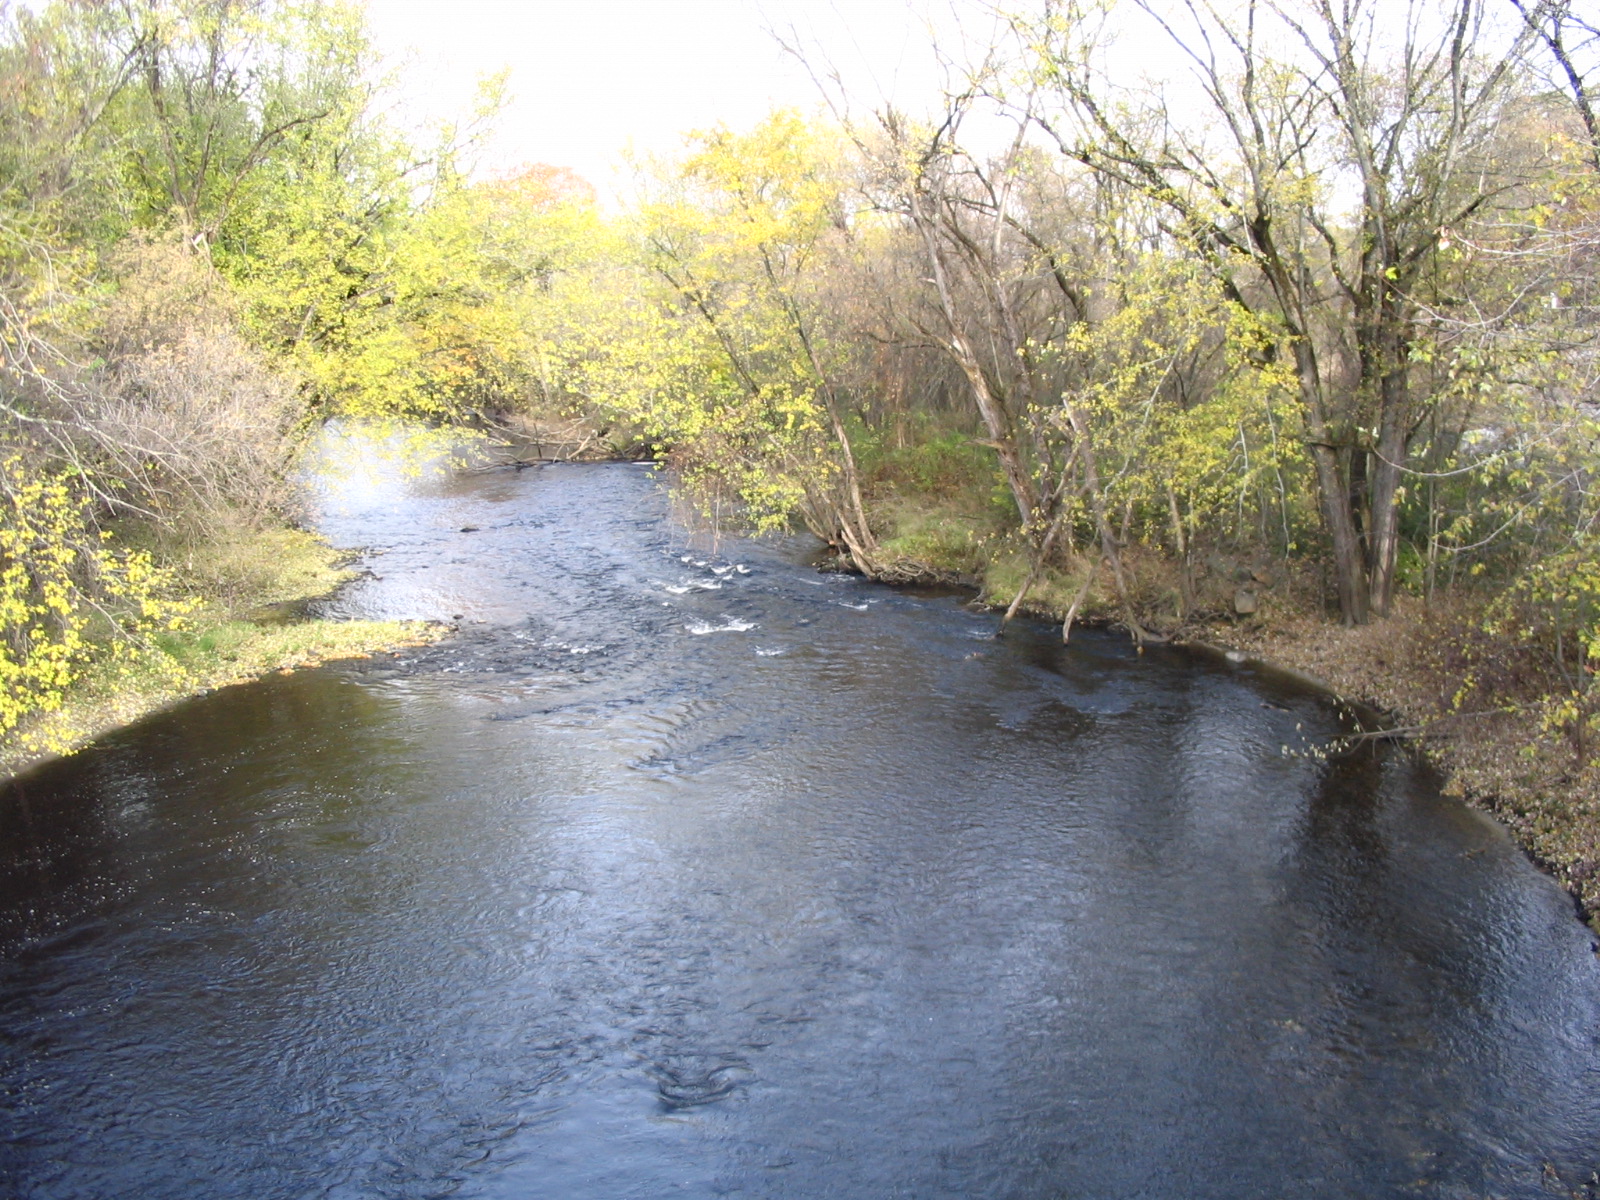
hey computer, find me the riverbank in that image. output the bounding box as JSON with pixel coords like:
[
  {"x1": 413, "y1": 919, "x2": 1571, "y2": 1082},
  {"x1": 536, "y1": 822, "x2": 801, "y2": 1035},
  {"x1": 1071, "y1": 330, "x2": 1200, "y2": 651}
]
[
  {"x1": 0, "y1": 523, "x2": 445, "y2": 781},
  {"x1": 837, "y1": 447, "x2": 1600, "y2": 927},
  {"x1": 1217, "y1": 605, "x2": 1600, "y2": 933},
  {"x1": 868, "y1": 517, "x2": 1600, "y2": 932}
]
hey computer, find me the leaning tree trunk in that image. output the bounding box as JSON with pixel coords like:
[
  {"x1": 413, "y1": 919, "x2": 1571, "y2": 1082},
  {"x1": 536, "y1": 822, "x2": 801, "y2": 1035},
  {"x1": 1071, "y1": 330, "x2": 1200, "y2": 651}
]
[{"x1": 908, "y1": 190, "x2": 1039, "y2": 526}]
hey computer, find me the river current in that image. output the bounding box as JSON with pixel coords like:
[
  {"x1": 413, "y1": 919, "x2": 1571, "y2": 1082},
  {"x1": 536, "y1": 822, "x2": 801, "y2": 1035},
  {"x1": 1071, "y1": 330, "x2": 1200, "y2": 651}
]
[{"x1": 2, "y1": 439, "x2": 1599, "y2": 1198}]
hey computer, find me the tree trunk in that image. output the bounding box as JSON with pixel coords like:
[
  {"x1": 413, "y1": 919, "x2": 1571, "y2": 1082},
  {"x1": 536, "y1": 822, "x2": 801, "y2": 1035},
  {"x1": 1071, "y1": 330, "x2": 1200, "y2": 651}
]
[
  {"x1": 1365, "y1": 342, "x2": 1410, "y2": 618},
  {"x1": 908, "y1": 190, "x2": 1038, "y2": 526},
  {"x1": 1311, "y1": 442, "x2": 1368, "y2": 626},
  {"x1": 1286, "y1": 335, "x2": 1369, "y2": 625}
]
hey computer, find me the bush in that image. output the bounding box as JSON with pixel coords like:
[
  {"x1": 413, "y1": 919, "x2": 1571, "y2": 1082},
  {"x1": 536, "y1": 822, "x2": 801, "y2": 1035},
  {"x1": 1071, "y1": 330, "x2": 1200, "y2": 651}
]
[
  {"x1": 864, "y1": 425, "x2": 998, "y2": 499},
  {"x1": 0, "y1": 455, "x2": 190, "y2": 741},
  {"x1": 84, "y1": 238, "x2": 301, "y2": 522}
]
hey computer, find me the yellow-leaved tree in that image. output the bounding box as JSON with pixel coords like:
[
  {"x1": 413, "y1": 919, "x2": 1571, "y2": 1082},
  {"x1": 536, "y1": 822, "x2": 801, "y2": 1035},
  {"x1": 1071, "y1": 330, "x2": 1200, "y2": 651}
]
[{"x1": 590, "y1": 112, "x2": 879, "y2": 568}]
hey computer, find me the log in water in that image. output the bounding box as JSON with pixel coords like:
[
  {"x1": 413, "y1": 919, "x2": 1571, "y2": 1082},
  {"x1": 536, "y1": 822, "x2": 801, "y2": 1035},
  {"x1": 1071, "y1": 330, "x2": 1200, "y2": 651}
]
[{"x1": 3, "y1": 438, "x2": 1598, "y2": 1198}]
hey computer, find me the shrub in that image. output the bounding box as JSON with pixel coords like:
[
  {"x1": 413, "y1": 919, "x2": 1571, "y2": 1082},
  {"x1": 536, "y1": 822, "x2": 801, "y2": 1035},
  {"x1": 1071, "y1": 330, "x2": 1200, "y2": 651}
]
[{"x1": 0, "y1": 455, "x2": 190, "y2": 740}]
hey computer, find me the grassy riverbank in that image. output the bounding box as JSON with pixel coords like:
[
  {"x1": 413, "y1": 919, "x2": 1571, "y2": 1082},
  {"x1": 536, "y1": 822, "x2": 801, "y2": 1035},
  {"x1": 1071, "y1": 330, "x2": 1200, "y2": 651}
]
[
  {"x1": 857, "y1": 460, "x2": 1600, "y2": 933},
  {"x1": 0, "y1": 522, "x2": 444, "y2": 781}
]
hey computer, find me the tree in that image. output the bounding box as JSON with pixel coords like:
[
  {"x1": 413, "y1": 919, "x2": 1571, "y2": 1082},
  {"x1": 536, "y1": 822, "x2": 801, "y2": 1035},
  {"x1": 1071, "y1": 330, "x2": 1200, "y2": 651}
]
[
  {"x1": 603, "y1": 112, "x2": 879, "y2": 566},
  {"x1": 1512, "y1": 0, "x2": 1600, "y2": 172},
  {"x1": 115, "y1": 0, "x2": 366, "y2": 247},
  {"x1": 1021, "y1": 0, "x2": 1541, "y2": 622}
]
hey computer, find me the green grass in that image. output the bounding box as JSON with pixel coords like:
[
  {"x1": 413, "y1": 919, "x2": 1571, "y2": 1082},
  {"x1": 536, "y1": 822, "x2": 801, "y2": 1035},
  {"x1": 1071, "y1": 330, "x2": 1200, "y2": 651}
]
[
  {"x1": 860, "y1": 421, "x2": 1016, "y2": 580},
  {"x1": 2, "y1": 519, "x2": 443, "y2": 778},
  {"x1": 874, "y1": 501, "x2": 992, "y2": 575},
  {"x1": 862, "y1": 427, "x2": 999, "y2": 498},
  {"x1": 974, "y1": 547, "x2": 1119, "y2": 623}
]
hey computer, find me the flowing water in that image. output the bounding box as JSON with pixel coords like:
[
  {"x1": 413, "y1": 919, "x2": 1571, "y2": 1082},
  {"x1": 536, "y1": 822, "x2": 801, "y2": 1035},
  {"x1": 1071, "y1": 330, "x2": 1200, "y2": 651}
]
[{"x1": 3, "y1": 435, "x2": 1599, "y2": 1198}]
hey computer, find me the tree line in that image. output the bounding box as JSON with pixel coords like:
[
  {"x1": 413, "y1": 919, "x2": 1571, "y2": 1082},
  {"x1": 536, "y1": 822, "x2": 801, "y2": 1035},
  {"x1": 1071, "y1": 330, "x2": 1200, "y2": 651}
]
[
  {"x1": 3, "y1": 0, "x2": 1599, "y2": 753},
  {"x1": 594, "y1": 0, "x2": 1600, "y2": 751}
]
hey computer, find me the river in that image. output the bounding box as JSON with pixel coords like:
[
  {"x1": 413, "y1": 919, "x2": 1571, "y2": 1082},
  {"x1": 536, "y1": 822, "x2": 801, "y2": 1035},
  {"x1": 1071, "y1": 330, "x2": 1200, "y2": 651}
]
[{"x1": 2, "y1": 436, "x2": 1598, "y2": 1198}]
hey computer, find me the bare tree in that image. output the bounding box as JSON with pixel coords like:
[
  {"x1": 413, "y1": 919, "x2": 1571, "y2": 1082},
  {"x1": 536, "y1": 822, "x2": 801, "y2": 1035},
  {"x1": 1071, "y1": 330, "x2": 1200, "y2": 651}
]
[{"x1": 1512, "y1": 0, "x2": 1600, "y2": 171}]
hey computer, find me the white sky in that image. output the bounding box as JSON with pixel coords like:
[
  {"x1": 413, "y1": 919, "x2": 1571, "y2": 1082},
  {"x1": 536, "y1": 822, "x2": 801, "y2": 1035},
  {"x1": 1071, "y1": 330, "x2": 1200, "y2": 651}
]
[
  {"x1": 362, "y1": 0, "x2": 997, "y2": 195},
  {"x1": 362, "y1": 1, "x2": 1525, "y2": 207}
]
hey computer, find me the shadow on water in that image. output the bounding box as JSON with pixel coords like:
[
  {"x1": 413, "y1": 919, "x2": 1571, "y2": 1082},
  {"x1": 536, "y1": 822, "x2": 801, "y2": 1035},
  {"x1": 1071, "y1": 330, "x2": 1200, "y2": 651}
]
[{"x1": 2, "y1": 437, "x2": 1599, "y2": 1198}]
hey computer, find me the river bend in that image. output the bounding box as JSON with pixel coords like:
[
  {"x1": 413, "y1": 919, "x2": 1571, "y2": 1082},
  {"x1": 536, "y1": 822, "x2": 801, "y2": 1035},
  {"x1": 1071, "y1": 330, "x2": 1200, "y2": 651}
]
[{"x1": 2, "y1": 447, "x2": 1598, "y2": 1198}]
